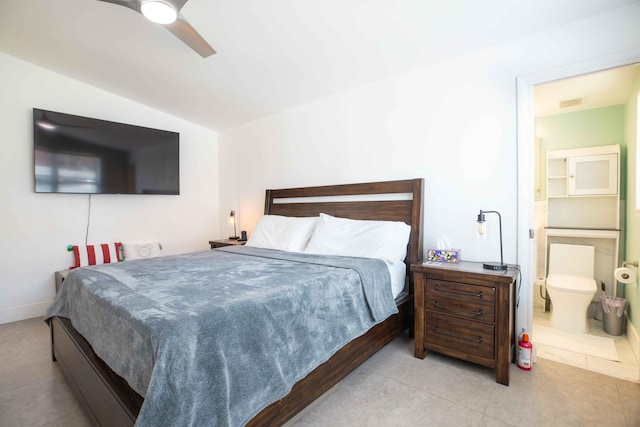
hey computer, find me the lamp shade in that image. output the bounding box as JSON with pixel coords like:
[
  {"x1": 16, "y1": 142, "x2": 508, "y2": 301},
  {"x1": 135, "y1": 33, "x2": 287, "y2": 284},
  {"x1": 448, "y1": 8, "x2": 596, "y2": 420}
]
[{"x1": 474, "y1": 212, "x2": 487, "y2": 240}]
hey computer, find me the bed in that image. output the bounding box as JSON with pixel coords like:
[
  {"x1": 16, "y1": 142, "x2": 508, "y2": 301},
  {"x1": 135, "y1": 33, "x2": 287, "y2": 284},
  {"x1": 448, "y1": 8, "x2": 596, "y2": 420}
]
[{"x1": 47, "y1": 178, "x2": 424, "y2": 426}]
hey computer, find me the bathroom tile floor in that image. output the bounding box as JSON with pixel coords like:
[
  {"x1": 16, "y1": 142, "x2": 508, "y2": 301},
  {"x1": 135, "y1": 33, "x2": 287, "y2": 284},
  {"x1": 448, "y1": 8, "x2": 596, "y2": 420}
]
[
  {"x1": 533, "y1": 307, "x2": 639, "y2": 383},
  {"x1": 2, "y1": 317, "x2": 640, "y2": 426}
]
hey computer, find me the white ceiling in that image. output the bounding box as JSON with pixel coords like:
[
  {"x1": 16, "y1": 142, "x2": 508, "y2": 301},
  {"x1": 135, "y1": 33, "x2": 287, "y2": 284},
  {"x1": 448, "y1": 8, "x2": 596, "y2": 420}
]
[
  {"x1": 1, "y1": 0, "x2": 638, "y2": 131},
  {"x1": 535, "y1": 63, "x2": 640, "y2": 117}
]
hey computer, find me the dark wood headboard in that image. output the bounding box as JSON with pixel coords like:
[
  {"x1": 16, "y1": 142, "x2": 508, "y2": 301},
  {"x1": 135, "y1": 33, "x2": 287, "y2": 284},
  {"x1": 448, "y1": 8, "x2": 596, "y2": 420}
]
[{"x1": 264, "y1": 178, "x2": 424, "y2": 289}]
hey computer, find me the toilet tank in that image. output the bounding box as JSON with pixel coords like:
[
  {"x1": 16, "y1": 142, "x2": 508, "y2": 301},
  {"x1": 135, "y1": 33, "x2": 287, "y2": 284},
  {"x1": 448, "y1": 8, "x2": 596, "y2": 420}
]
[{"x1": 548, "y1": 243, "x2": 595, "y2": 278}]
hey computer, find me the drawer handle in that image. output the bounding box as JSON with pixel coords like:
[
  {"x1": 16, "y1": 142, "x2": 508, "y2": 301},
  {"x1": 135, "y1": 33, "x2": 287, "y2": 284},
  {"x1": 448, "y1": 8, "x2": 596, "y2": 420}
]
[
  {"x1": 434, "y1": 327, "x2": 483, "y2": 343},
  {"x1": 434, "y1": 283, "x2": 484, "y2": 298},
  {"x1": 434, "y1": 301, "x2": 483, "y2": 317}
]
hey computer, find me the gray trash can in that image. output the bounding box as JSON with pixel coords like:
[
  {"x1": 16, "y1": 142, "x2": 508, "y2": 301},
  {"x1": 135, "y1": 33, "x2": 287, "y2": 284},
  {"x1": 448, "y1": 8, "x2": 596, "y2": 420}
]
[{"x1": 601, "y1": 296, "x2": 626, "y2": 336}]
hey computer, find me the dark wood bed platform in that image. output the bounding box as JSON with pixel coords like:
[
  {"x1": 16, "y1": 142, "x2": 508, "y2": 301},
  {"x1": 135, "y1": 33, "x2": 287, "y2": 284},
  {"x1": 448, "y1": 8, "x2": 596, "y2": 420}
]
[{"x1": 49, "y1": 178, "x2": 424, "y2": 426}]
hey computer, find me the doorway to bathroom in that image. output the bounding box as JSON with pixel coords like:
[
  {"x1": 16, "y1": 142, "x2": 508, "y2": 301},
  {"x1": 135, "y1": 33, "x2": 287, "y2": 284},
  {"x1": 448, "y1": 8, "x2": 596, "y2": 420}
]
[{"x1": 521, "y1": 61, "x2": 640, "y2": 382}]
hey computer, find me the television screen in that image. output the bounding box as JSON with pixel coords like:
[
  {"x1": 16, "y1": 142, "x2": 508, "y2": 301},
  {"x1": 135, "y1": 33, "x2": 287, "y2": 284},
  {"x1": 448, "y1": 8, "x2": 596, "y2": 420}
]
[{"x1": 33, "y1": 108, "x2": 180, "y2": 195}]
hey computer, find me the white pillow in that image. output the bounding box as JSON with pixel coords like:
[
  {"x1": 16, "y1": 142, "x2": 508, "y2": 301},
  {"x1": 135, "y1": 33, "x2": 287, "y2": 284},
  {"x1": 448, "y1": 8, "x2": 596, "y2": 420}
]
[
  {"x1": 123, "y1": 241, "x2": 162, "y2": 260},
  {"x1": 304, "y1": 213, "x2": 411, "y2": 263},
  {"x1": 386, "y1": 260, "x2": 407, "y2": 299},
  {"x1": 245, "y1": 215, "x2": 318, "y2": 252}
]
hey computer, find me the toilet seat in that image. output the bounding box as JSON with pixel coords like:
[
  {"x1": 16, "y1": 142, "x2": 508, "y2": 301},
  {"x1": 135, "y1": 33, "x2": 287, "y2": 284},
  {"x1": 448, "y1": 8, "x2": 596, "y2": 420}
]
[{"x1": 546, "y1": 273, "x2": 596, "y2": 295}]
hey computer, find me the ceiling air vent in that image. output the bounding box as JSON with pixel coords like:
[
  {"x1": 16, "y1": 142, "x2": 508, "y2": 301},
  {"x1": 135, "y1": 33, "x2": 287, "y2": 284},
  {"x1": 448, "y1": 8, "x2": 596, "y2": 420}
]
[{"x1": 558, "y1": 96, "x2": 585, "y2": 109}]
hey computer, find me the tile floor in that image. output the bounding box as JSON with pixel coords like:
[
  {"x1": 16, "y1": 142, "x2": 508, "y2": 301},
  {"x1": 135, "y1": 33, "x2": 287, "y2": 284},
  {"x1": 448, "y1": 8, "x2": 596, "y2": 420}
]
[
  {"x1": 532, "y1": 306, "x2": 640, "y2": 383},
  {"x1": 1, "y1": 317, "x2": 639, "y2": 427}
]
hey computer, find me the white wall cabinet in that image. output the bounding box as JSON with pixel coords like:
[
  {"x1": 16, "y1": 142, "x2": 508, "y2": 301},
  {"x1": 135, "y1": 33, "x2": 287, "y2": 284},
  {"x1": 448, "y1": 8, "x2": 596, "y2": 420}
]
[
  {"x1": 545, "y1": 145, "x2": 621, "y2": 298},
  {"x1": 568, "y1": 153, "x2": 618, "y2": 196},
  {"x1": 547, "y1": 150, "x2": 618, "y2": 198}
]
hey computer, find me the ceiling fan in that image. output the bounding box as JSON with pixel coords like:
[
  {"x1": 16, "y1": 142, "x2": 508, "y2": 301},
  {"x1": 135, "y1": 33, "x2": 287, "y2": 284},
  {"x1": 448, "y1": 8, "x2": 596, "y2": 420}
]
[{"x1": 98, "y1": 0, "x2": 216, "y2": 58}]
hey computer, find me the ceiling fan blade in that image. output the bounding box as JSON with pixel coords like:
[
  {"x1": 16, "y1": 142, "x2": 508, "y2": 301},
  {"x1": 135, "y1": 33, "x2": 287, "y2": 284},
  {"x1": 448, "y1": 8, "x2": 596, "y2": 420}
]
[
  {"x1": 164, "y1": 15, "x2": 216, "y2": 58},
  {"x1": 167, "y1": 0, "x2": 190, "y2": 11}
]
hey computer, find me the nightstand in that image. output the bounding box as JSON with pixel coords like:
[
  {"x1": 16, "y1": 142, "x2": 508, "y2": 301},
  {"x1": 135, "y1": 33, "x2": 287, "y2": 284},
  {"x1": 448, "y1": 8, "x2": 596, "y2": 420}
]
[
  {"x1": 52, "y1": 269, "x2": 70, "y2": 362},
  {"x1": 209, "y1": 239, "x2": 247, "y2": 249},
  {"x1": 55, "y1": 270, "x2": 69, "y2": 294},
  {"x1": 411, "y1": 261, "x2": 518, "y2": 386}
]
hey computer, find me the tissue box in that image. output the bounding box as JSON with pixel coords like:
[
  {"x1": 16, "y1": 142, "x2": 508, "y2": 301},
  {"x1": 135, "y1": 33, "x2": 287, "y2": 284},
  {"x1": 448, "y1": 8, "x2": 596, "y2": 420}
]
[{"x1": 426, "y1": 249, "x2": 461, "y2": 263}]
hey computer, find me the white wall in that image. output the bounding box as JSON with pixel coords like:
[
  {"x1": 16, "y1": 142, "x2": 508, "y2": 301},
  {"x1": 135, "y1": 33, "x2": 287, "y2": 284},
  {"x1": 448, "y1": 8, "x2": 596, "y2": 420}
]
[
  {"x1": 219, "y1": 4, "x2": 640, "y2": 334},
  {"x1": 0, "y1": 52, "x2": 220, "y2": 324}
]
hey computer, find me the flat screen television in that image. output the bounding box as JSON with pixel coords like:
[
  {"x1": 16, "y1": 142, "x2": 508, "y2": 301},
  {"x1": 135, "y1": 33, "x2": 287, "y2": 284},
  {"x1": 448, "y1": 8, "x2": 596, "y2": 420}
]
[{"x1": 33, "y1": 108, "x2": 180, "y2": 195}]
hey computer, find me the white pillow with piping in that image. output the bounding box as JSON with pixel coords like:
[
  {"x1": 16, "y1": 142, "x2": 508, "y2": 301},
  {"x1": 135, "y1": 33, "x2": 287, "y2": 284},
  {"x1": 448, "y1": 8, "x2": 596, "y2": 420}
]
[
  {"x1": 304, "y1": 213, "x2": 411, "y2": 263},
  {"x1": 245, "y1": 215, "x2": 318, "y2": 252}
]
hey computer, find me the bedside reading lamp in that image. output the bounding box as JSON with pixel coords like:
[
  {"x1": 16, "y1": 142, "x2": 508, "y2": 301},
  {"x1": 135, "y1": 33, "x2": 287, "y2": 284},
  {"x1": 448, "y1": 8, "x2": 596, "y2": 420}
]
[
  {"x1": 229, "y1": 210, "x2": 239, "y2": 240},
  {"x1": 475, "y1": 210, "x2": 507, "y2": 271}
]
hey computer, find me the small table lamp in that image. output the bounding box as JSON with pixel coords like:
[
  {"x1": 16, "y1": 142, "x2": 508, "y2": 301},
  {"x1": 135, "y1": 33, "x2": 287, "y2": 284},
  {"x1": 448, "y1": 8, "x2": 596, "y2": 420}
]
[
  {"x1": 475, "y1": 209, "x2": 507, "y2": 271},
  {"x1": 229, "y1": 210, "x2": 239, "y2": 240}
]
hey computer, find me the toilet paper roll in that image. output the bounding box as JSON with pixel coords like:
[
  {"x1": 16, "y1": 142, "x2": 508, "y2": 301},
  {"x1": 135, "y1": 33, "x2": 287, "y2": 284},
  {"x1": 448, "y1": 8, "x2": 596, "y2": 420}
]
[{"x1": 614, "y1": 267, "x2": 636, "y2": 284}]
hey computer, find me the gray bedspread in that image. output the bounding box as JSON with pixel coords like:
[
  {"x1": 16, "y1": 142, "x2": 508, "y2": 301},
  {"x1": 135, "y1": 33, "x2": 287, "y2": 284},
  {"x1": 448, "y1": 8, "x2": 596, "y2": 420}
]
[{"x1": 45, "y1": 246, "x2": 397, "y2": 426}]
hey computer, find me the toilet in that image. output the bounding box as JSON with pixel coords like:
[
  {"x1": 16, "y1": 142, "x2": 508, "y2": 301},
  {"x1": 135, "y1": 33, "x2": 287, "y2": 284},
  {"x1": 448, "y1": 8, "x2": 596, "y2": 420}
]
[{"x1": 546, "y1": 244, "x2": 597, "y2": 334}]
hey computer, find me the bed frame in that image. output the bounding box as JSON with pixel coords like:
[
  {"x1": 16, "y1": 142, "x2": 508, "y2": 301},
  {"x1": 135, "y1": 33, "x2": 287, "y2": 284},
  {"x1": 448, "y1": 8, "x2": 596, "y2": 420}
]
[{"x1": 49, "y1": 178, "x2": 424, "y2": 426}]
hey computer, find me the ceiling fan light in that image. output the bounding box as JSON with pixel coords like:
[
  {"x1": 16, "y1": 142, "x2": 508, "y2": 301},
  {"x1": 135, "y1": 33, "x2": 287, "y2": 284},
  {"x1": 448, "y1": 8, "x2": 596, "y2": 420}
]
[{"x1": 141, "y1": 1, "x2": 177, "y2": 24}]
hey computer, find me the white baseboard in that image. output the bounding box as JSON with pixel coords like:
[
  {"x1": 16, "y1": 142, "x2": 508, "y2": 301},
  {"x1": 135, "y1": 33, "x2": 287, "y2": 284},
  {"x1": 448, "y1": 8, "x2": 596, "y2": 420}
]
[
  {"x1": 0, "y1": 301, "x2": 52, "y2": 325},
  {"x1": 628, "y1": 315, "x2": 640, "y2": 364}
]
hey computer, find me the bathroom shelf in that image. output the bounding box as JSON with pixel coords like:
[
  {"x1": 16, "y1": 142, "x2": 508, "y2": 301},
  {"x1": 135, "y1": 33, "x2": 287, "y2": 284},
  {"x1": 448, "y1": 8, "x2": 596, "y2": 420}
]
[
  {"x1": 544, "y1": 145, "x2": 621, "y2": 298},
  {"x1": 545, "y1": 228, "x2": 619, "y2": 239}
]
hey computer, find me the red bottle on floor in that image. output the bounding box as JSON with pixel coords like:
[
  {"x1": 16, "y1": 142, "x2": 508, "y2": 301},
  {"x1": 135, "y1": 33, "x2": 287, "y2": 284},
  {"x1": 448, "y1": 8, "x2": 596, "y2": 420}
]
[{"x1": 517, "y1": 333, "x2": 533, "y2": 370}]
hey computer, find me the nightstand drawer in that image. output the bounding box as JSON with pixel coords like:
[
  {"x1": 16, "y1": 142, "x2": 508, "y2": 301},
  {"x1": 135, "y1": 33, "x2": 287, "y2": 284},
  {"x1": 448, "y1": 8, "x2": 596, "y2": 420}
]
[
  {"x1": 426, "y1": 279, "x2": 495, "y2": 303},
  {"x1": 426, "y1": 312, "x2": 495, "y2": 360},
  {"x1": 426, "y1": 294, "x2": 495, "y2": 323}
]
